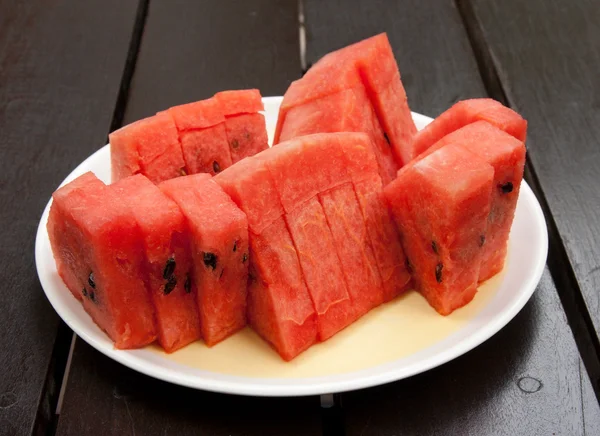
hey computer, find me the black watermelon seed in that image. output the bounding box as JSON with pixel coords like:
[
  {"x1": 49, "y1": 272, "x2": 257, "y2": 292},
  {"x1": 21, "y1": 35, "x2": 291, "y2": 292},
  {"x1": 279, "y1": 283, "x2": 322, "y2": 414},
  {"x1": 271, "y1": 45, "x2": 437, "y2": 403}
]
[
  {"x1": 242, "y1": 253, "x2": 248, "y2": 263},
  {"x1": 82, "y1": 288, "x2": 88, "y2": 297},
  {"x1": 431, "y1": 241, "x2": 438, "y2": 254},
  {"x1": 164, "y1": 276, "x2": 177, "y2": 295},
  {"x1": 213, "y1": 161, "x2": 221, "y2": 173},
  {"x1": 405, "y1": 258, "x2": 413, "y2": 274},
  {"x1": 163, "y1": 257, "x2": 176, "y2": 280},
  {"x1": 89, "y1": 290, "x2": 96, "y2": 302},
  {"x1": 203, "y1": 252, "x2": 218, "y2": 270},
  {"x1": 479, "y1": 235, "x2": 486, "y2": 247},
  {"x1": 499, "y1": 182, "x2": 514, "y2": 193},
  {"x1": 244, "y1": 131, "x2": 251, "y2": 140},
  {"x1": 435, "y1": 263, "x2": 443, "y2": 283},
  {"x1": 231, "y1": 139, "x2": 240, "y2": 149},
  {"x1": 384, "y1": 132, "x2": 390, "y2": 145},
  {"x1": 233, "y1": 240, "x2": 237, "y2": 252},
  {"x1": 88, "y1": 272, "x2": 96, "y2": 289},
  {"x1": 184, "y1": 275, "x2": 192, "y2": 294}
]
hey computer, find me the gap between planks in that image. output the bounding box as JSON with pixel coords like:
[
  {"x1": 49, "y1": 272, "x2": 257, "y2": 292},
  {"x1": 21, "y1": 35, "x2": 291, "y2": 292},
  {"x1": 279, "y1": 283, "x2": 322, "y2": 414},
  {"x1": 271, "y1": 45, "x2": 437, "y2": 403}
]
[{"x1": 455, "y1": 0, "x2": 600, "y2": 404}]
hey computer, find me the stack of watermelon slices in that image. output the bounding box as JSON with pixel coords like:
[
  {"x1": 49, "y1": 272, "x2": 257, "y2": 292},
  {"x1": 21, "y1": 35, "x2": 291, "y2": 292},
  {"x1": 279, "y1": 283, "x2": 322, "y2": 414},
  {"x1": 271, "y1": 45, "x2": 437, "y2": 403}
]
[
  {"x1": 216, "y1": 132, "x2": 411, "y2": 360},
  {"x1": 47, "y1": 33, "x2": 528, "y2": 361},
  {"x1": 110, "y1": 89, "x2": 268, "y2": 184},
  {"x1": 48, "y1": 172, "x2": 249, "y2": 352},
  {"x1": 274, "y1": 33, "x2": 417, "y2": 185},
  {"x1": 384, "y1": 116, "x2": 526, "y2": 315}
]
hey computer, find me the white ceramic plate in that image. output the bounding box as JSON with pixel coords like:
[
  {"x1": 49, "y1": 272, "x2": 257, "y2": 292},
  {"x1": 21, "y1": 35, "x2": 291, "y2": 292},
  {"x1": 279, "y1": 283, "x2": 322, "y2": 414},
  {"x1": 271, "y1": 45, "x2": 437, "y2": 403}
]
[{"x1": 35, "y1": 97, "x2": 547, "y2": 396}]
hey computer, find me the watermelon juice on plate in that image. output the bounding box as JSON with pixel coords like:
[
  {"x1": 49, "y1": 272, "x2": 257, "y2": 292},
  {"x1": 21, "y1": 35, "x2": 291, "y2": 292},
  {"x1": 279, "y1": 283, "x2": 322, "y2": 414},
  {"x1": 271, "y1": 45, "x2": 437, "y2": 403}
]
[{"x1": 35, "y1": 96, "x2": 547, "y2": 396}]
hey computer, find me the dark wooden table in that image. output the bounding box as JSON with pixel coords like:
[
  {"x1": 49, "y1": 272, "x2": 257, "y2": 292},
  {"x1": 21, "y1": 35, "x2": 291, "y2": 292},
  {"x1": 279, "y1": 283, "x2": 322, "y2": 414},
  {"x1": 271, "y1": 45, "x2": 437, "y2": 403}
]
[{"x1": 2, "y1": 0, "x2": 599, "y2": 434}]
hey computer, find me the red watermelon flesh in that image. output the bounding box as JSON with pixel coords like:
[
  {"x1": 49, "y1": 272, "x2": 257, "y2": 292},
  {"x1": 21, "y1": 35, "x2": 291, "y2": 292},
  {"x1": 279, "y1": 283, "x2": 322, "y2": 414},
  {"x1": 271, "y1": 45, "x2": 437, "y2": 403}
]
[
  {"x1": 214, "y1": 155, "x2": 284, "y2": 234},
  {"x1": 247, "y1": 219, "x2": 318, "y2": 360},
  {"x1": 179, "y1": 123, "x2": 232, "y2": 176},
  {"x1": 277, "y1": 87, "x2": 397, "y2": 184},
  {"x1": 384, "y1": 146, "x2": 494, "y2": 315},
  {"x1": 319, "y1": 183, "x2": 385, "y2": 316},
  {"x1": 111, "y1": 175, "x2": 201, "y2": 353},
  {"x1": 354, "y1": 174, "x2": 412, "y2": 301},
  {"x1": 410, "y1": 121, "x2": 525, "y2": 281},
  {"x1": 266, "y1": 133, "x2": 355, "y2": 213},
  {"x1": 214, "y1": 89, "x2": 264, "y2": 116},
  {"x1": 48, "y1": 172, "x2": 157, "y2": 348},
  {"x1": 110, "y1": 111, "x2": 186, "y2": 184},
  {"x1": 223, "y1": 113, "x2": 269, "y2": 163},
  {"x1": 285, "y1": 197, "x2": 355, "y2": 340},
  {"x1": 410, "y1": 98, "x2": 528, "y2": 161},
  {"x1": 160, "y1": 174, "x2": 249, "y2": 346}
]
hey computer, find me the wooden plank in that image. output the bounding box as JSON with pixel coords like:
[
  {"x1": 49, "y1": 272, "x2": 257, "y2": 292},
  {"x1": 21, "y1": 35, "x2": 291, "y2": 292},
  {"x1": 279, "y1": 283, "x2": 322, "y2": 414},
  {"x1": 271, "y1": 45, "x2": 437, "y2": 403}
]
[
  {"x1": 342, "y1": 271, "x2": 600, "y2": 436},
  {"x1": 123, "y1": 0, "x2": 302, "y2": 122},
  {"x1": 56, "y1": 340, "x2": 321, "y2": 436},
  {"x1": 56, "y1": 1, "x2": 322, "y2": 434},
  {"x1": 0, "y1": 1, "x2": 139, "y2": 435},
  {"x1": 464, "y1": 0, "x2": 600, "y2": 343},
  {"x1": 304, "y1": 0, "x2": 600, "y2": 433}
]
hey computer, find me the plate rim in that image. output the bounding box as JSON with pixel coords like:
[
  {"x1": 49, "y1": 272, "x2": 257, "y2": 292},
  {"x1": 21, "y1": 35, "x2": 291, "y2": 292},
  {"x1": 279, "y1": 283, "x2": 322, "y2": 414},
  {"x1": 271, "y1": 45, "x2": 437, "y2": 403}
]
[{"x1": 35, "y1": 98, "x2": 548, "y2": 396}]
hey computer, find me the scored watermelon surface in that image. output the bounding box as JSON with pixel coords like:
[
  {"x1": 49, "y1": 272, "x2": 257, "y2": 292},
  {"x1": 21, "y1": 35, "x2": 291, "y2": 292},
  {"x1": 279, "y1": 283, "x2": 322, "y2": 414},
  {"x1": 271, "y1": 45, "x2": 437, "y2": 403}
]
[
  {"x1": 111, "y1": 175, "x2": 201, "y2": 353},
  {"x1": 355, "y1": 174, "x2": 412, "y2": 301},
  {"x1": 48, "y1": 172, "x2": 157, "y2": 348},
  {"x1": 319, "y1": 183, "x2": 385, "y2": 316},
  {"x1": 385, "y1": 145, "x2": 495, "y2": 315},
  {"x1": 247, "y1": 219, "x2": 318, "y2": 361},
  {"x1": 285, "y1": 197, "x2": 355, "y2": 340},
  {"x1": 160, "y1": 174, "x2": 249, "y2": 346}
]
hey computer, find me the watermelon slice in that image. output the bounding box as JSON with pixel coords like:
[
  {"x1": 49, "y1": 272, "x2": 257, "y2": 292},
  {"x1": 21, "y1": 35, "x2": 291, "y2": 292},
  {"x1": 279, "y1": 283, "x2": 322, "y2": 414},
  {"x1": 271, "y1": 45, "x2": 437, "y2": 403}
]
[
  {"x1": 48, "y1": 172, "x2": 157, "y2": 348},
  {"x1": 355, "y1": 175, "x2": 412, "y2": 301},
  {"x1": 285, "y1": 197, "x2": 355, "y2": 340},
  {"x1": 166, "y1": 98, "x2": 232, "y2": 176},
  {"x1": 160, "y1": 174, "x2": 248, "y2": 346},
  {"x1": 111, "y1": 175, "x2": 201, "y2": 353},
  {"x1": 222, "y1": 113, "x2": 269, "y2": 164},
  {"x1": 319, "y1": 183, "x2": 385, "y2": 315},
  {"x1": 410, "y1": 98, "x2": 527, "y2": 161},
  {"x1": 409, "y1": 121, "x2": 526, "y2": 281},
  {"x1": 110, "y1": 111, "x2": 186, "y2": 183},
  {"x1": 177, "y1": 124, "x2": 232, "y2": 176},
  {"x1": 214, "y1": 90, "x2": 268, "y2": 163},
  {"x1": 275, "y1": 33, "x2": 416, "y2": 177},
  {"x1": 384, "y1": 145, "x2": 494, "y2": 315},
  {"x1": 247, "y1": 219, "x2": 318, "y2": 360},
  {"x1": 215, "y1": 157, "x2": 318, "y2": 359}
]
